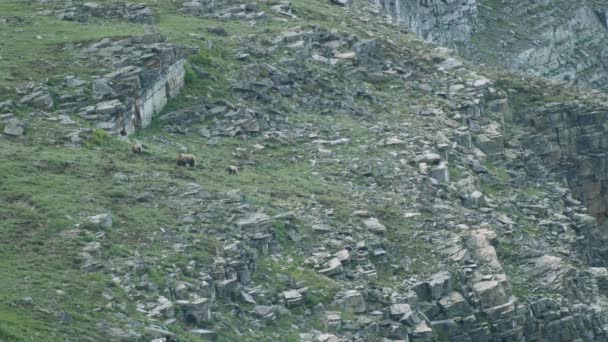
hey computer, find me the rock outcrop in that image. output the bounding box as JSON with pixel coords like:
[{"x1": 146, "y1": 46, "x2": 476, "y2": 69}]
[
  {"x1": 516, "y1": 99, "x2": 608, "y2": 224},
  {"x1": 56, "y1": 2, "x2": 155, "y2": 23},
  {"x1": 75, "y1": 34, "x2": 196, "y2": 134}
]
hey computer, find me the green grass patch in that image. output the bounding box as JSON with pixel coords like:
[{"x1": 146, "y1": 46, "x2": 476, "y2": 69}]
[{"x1": 255, "y1": 257, "x2": 339, "y2": 308}]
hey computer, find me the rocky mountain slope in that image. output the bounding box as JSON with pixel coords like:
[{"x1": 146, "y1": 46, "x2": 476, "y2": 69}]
[{"x1": 3, "y1": 0, "x2": 608, "y2": 341}]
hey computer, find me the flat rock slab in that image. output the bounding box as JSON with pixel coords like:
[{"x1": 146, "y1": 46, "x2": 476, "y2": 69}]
[
  {"x1": 3, "y1": 118, "x2": 25, "y2": 136},
  {"x1": 363, "y1": 217, "x2": 386, "y2": 234},
  {"x1": 473, "y1": 280, "x2": 507, "y2": 309}
]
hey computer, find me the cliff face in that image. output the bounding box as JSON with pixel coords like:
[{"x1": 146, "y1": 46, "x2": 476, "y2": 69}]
[
  {"x1": 471, "y1": 0, "x2": 608, "y2": 89},
  {"x1": 375, "y1": 0, "x2": 608, "y2": 89},
  {"x1": 374, "y1": 0, "x2": 478, "y2": 45}
]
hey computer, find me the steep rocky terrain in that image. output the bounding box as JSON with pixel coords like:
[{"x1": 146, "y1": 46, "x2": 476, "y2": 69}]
[{"x1": 3, "y1": 0, "x2": 608, "y2": 341}]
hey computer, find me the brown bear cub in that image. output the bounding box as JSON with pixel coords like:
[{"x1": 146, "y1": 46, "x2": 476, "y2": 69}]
[
  {"x1": 131, "y1": 143, "x2": 143, "y2": 154},
  {"x1": 177, "y1": 153, "x2": 196, "y2": 167},
  {"x1": 226, "y1": 165, "x2": 239, "y2": 175}
]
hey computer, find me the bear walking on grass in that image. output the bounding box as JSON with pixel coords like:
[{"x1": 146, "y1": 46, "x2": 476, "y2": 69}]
[
  {"x1": 177, "y1": 153, "x2": 196, "y2": 167},
  {"x1": 131, "y1": 143, "x2": 143, "y2": 154},
  {"x1": 226, "y1": 165, "x2": 239, "y2": 175}
]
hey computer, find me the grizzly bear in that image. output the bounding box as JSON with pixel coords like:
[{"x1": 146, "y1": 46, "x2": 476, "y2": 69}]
[
  {"x1": 131, "y1": 143, "x2": 143, "y2": 154},
  {"x1": 177, "y1": 153, "x2": 196, "y2": 167},
  {"x1": 226, "y1": 165, "x2": 239, "y2": 175}
]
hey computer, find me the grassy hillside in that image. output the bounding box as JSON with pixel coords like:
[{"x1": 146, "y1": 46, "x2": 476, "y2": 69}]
[
  {"x1": 3, "y1": 0, "x2": 606, "y2": 341},
  {"x1": 0, "y1": 1, "x2": 436, "y2": 340}
]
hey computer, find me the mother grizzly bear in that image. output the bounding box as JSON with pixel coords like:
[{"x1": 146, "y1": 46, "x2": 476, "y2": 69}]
[{"x1": 176, "y1": 153, "x2": 196, "y2": 167}]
